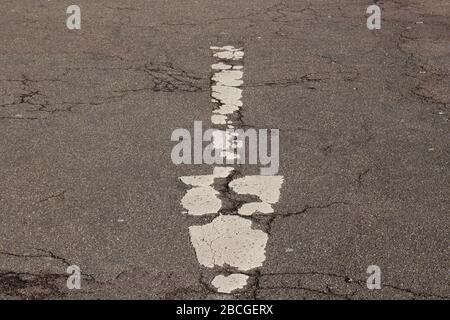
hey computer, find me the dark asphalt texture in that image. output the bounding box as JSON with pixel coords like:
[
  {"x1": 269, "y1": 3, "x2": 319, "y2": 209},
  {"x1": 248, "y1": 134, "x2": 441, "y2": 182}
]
[{"x1": 0, "y1": 0, "x2": 449, "y2": 299}]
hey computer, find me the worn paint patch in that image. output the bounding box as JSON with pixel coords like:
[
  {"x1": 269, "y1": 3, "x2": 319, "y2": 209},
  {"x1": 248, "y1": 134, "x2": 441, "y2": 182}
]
[
  {"x1": 211, "y1": 48, "x2": 243, "y2": 115},
  {"x1": 230, "y1": 176, "x2": 284, "y2": 216},
  {"x1": 210, "y1": 46, "x2": 244, "y2": 60},
  {"x1": 189, "y1": 215, "x2": 268, "y2": 271},
  {"x1": 211, "y1": 114, "x2": 228, "y2": 125},
  {"x1": 238, "y1": 202, "x2": 274, "y2": 216},
  {"x1": 211, "y1": 85, "x2": 242, "y2": 108},
  {"x1": 180, "y1": 167, "x2": 234, "y2": 216},
  {"x1": 211, "y1": 274, "x2": 250, "y2": 293},
  {"x1": 181, "y1": 187, "x2": 221, "y2": 216},
  {"x1": 178, "y1": 46, "x2": 284, "y2": 294},
  {"x1": 212, "y1": 62, "x2": 232, "y2": 70},
  {"x1": 212, "y1": 70, "x2": 243, "y2": 87}
]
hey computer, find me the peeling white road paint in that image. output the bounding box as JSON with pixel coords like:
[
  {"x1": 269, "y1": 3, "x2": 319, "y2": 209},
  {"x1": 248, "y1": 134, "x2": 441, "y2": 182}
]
[
  {"x1": 189, "y1": 215, "x2": 268, "y2": 270},
  {"x1": 211, "y1": 274, "x2": 250, "y2": 294},
  {"x1": 230, "y1": 176, "x2": 284, "y2": 203},
  {"x1": 180, "y1": 187, "x2": 221, "y2": 216},
  {"x1": 211, "y1": 114, "x2": 227, "y2": 125},
  {"x1": 210, "y1": 48, "x2": 243, "y2": 129},
  {"x1": 230, "y1": 176, "x2": 284, "y2": 216},
  {"x1": 239, "y1": 202, "x2": 274, "y2": 216},
  {"x1": 212, "y1": 70, "x2": 243, "y2": 87},
  {"x1": 212, "y1": 62, "x2": 232, "y2": 70},
  {"x1": 211, "y1": 46, "x2": 245, "y2": 60},
  {"x1": 213, "y1": 104, "x2": 239, "y2": 115},
  {"x1": 178, "y1": 46, "x2": 283, "y2": 294},
  {"x1": 180, "y1": 167, "x2": 233, "y2": 216},
  {"x1": 211, "y1": 85, "x2": 242, "y2": 108}
]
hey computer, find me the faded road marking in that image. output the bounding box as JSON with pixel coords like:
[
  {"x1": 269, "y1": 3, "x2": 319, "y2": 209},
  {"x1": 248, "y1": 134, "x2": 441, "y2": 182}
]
[
  {"x1": 179, "y1": 46, "x2": 283, "y2": 294},
  {"x1": 189, "y1": 215, "x2": 268, "y2": 270},
  {"x1": 230, "y1": 176, "x2": 284, "y2": 216},
  {"x1": 211, "y1": 274, "x2": 250, "y2": 294},
  {"x1": 180, "y1": 167, "x2": 233, "y2": 216}
]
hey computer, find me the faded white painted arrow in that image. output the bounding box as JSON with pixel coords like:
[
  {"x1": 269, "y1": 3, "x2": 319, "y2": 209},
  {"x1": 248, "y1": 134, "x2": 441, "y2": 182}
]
[{"x1": 179, "y1": 46, "x2": 284, "y2": 294}]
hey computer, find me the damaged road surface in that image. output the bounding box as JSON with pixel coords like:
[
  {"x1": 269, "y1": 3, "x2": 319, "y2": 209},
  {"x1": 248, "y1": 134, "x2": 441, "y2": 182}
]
[{"x1": 0, "y1": 0, "x2": 449, "y2": 300}]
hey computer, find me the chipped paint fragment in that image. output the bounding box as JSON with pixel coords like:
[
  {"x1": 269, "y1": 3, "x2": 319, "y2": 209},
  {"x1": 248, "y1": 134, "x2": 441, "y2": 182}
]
[{"x1": 212, "y1": 274, "x2": 250, "y2": 293}]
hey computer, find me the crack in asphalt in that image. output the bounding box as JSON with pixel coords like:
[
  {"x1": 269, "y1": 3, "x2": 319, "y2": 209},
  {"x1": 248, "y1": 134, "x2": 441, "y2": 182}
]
[
  {"x1": 141, "y1": 62, "x2": 205, "y2": 93},
  {"x1": 251, "y1": 270, "x2": 449, "y2": 300},
  {"x1": 162, "y1": 265, "x2": 449, "y2": 300},
  {"x1": 0, "y1": 60, "x2": 208, "y2": 120},
  {"x1": 284, "y1": 201, "x2": 352, "y2": 218},
  {"x1": 0, "y1": 248, "x2": 71, "y2": 267},
  {"x1": 357, "y1": 169, "x2": 371, "y2": 187},
  {"x1": 393, "y1": 18, "x2": 450, "y2": 118},
  {"x1": 0, "y1": 250, "x2": 114, "y2": 298},
  {"x1": 0, "y1": 271, "x2": 68, "y2": 299},
  {"x1": 0, "y1": 248, "x2": 103, "y2": 299},
  {"x1": 244, "y1": 73, "x2": 327, "y2": 89}
]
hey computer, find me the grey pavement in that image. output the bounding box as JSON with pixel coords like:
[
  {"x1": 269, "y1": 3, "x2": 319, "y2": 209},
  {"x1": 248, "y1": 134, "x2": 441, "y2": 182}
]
[{"x1": 0, "y1": 0, "x2": 449, "y2": 299}]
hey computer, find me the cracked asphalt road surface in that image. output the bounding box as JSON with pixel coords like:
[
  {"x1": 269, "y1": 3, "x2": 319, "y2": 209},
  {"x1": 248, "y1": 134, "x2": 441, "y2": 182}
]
[{"x1": 0, "y1": 0, "x2": 449, "y2": 299}]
